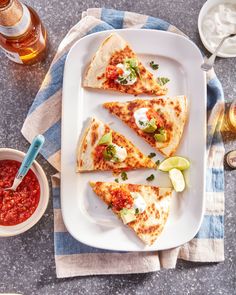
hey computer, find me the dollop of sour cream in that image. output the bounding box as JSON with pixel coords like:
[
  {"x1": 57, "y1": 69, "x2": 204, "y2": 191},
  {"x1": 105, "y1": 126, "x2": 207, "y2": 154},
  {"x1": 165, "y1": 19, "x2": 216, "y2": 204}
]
[
  {"x1": 116, "y1": 63, "x2": 137, "y2": 85},
  {"x1": 110, "y1": 144, "x2": 127, "y2": 163},
  {"x1": 202, "y1": 3, "x2": 236, "y2": 55},
  {"x1": 133, "y1": 108, "x2": 149, "y2": 130},
  {"x1": 130, "y1": 192, "x2": 147, "y2": 213}
]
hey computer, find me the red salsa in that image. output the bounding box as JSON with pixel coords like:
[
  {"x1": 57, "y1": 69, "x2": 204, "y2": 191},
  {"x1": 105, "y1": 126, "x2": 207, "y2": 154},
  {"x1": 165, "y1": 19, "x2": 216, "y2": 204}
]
[
  {"x1": 94, "y1": 145, "x2": 106, "y2": 161},
  {"x1": 110, "y1": 188, "x2": 133, "y2": 212},
  {"x1": 105, "y1": 65, "x2": 123, "y2": 80},
  {"x1": 146, "y1": 109, "x2": 165, "y2": 129},
  {"x1": 0, "y1": 160, "x2": 40, "y2": 226}
]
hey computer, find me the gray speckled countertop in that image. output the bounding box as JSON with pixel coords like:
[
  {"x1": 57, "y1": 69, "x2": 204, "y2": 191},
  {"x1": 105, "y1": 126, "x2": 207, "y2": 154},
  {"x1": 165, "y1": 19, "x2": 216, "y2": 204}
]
[{"x1": 0, "y1": 1, "x2": 235, "y2": 294}]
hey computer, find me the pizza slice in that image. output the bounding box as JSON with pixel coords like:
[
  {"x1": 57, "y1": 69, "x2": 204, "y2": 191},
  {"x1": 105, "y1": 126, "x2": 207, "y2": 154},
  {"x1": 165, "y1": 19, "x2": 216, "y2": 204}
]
[
  {"x1": 77, "y1": 118, "x2": 156, "y2": 172},
  {"x1": 103, "y1": 96, "x2": 188, "y2": 157},
  {"x1": 83, "y1": 33, "x2": 167, "y2": 96},
  {"x1": 90, "y1": 181, "x2": 172, "y2": 245}
]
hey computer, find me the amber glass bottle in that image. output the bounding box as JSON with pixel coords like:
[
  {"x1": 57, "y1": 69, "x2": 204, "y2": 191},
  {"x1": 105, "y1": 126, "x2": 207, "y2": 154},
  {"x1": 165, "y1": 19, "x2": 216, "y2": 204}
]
[
  {"x1": 0, "y1": 0, "x2": 47, "y2": 64},
  {"x1": 221, "y1": 100, "x2": 236, "y2": 132}
]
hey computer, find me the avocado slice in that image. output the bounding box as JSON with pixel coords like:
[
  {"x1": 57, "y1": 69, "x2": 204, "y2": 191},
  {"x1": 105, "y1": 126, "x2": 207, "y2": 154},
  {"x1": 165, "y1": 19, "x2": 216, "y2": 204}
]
[
  {"x1": 143, "y1": 118, "x2": 157, "y2": 133},
  {"x1": 119, "y1": 208, "x2": 136, "y2": 224},
  {"x1": 98, "y1": 131, "x2": 112, "y2": 145},
  {"x1": 154, "y1": 130, "x2": 167, "y2": 142}
]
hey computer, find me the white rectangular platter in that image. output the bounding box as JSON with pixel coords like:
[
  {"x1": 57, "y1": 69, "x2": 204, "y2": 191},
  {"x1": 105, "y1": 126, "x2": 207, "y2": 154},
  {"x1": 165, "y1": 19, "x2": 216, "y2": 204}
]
[{"x1": 61, "y1": 29, "x2": 206, "y2": 251}]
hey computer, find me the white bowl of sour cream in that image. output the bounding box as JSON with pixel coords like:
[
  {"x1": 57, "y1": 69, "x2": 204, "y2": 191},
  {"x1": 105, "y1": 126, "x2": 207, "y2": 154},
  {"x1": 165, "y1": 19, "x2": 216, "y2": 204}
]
[{"x1": 198, "y1": 0, "x2": 236, "y2": 57}]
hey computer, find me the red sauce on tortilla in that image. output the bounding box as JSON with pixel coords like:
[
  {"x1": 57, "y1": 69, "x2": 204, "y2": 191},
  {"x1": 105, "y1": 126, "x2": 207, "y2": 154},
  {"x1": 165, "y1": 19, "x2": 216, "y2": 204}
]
[
  {"x1": 94, "y1": 145, "x2": 106, "y2": 161},
  {"x1": 110, "y1": 189, "x2": 133, "y2": 211},
  {"x1": 146, "y1": 109, "x2": 165, "y2": 128},
  {"x1": 106, "y1": 65, "x2": 123, "y2": 80}
]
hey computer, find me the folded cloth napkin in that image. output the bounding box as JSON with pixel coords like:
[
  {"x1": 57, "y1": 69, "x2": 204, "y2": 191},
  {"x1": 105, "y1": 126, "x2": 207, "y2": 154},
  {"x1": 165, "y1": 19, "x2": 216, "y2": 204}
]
[{"x1": 21, "y1": 8, "x2": 225, "y2": 278}]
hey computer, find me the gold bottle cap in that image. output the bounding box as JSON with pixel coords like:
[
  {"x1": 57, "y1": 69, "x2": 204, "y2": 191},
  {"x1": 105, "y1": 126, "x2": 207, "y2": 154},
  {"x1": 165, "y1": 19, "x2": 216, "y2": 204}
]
[
  {"x1": 226, "y1": 150, "x2": 236, "y2": 169},
  {"x1": 0, "y1": 0, "x2": 23, "y2": 27}
]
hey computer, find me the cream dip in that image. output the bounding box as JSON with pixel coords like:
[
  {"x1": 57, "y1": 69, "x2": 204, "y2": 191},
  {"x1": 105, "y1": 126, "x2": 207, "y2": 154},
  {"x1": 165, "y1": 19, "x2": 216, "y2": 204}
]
[{"x1": 201, "y1": 3, "x2": 236, "y2": 55}]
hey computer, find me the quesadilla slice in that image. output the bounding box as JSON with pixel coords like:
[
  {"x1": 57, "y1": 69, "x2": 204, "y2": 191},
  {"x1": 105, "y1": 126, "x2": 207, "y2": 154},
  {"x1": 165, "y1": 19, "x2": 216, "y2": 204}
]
[
  {"x1": 77, "y1": 118, "x2": 156, "y2": 172},
  {"x1": 90, "y1": 181, "x2": 172, "y2": 245},
  {"x1": 83, "y1": 33, "x2": 167, "y2": 96},
  {"x1": 103, "y1": 96, "x2": 188, "y2": 157}
]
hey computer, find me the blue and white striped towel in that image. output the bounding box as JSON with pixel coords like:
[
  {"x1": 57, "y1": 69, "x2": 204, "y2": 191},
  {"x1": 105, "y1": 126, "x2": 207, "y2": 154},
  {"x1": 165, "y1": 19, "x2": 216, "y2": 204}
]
[{"x1": 21, "y1": 8, "x2": 225, "y2": 278}]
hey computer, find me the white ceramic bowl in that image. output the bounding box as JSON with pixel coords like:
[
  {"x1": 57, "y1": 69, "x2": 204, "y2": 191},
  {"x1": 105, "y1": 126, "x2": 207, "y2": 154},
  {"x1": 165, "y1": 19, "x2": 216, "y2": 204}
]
[
  {"x1": 198, "y1": 0, "x2": 236, "y2": 58},
  {"x1": 0, "y1": 148, "x2": 49, "y2": 236}
]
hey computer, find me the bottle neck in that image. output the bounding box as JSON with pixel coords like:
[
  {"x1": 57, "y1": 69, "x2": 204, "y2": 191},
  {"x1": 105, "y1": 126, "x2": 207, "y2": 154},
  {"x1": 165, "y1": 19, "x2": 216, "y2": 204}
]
[
  {"x1": 0, "y1": 0, "x2": 31, "y2": 37},
  {"x1": 0, "y1": 0, "x2": 22, "y2": 26}
]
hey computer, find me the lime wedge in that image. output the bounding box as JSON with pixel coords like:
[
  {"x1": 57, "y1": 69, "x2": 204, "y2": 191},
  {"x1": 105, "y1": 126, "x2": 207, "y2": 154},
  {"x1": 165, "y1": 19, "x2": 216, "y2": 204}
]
[
  {"x1": 169, "y1": 168, "x2": 185, "y2": 192},
  {"x1": 158, "y1": 156, "x2": 190, "y2": 172}
]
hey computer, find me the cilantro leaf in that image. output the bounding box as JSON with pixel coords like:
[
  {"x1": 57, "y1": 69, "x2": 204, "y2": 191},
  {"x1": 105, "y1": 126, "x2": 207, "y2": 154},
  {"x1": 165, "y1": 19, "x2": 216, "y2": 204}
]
[
  {"x1": 115, "y1": 178, "x2": 119, "y2": 183},
  {"x1": 155, "y1": 160, "x2": 160, "y2": 166},
  {"x1": 117, "y1": 76, "x2": 128, "y2": 85},
  {"x1": 148, "y1": 152, "x2": 156, "y2": 158},
  {"x1": 157, "y1": 77, "x2": 170, "y2": 86},
  {"x1": 139, "y1": 120, "x2": 144, "y2": 126},
  {"x1": 121, "y1": 171, "x2": 128, "y2": 181},
  {"x1": 112, "y1": 156, "x2": 120, "y2": 163},
  {"x1": 103, "y1": 144, "x2": 116, "y2": 161},
  {"x1": 146, "y1": 174, "x2": 155, "y2": 182},
  {"x1": 150, "y1": 61, "x2": 159, "y2": 70},
  {"x1": 125, "y1": 58, "x2": 140, "y2": 78}
]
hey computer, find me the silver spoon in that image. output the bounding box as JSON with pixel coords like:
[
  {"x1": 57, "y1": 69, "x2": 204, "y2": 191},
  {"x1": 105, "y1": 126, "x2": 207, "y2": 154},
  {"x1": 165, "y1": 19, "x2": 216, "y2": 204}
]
[{"x1": 201, "y1": 33, "x2": 236, "y2": 71}]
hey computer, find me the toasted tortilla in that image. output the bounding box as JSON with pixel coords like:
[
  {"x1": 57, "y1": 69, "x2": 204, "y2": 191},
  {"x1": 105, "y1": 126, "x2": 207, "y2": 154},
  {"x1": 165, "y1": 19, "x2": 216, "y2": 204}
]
[
  {"x1": 103, "y1": 96, "x2": 188, "y2": 157},
  {"x1": 83, "y1": 33, "x2": 167, "y2": 96},
  {"x1": 77, "y1": 118, "x2": 156, "y2": 172},
  {"x1": 90, "y1": 181, "x2": 172, "y2": 245}
]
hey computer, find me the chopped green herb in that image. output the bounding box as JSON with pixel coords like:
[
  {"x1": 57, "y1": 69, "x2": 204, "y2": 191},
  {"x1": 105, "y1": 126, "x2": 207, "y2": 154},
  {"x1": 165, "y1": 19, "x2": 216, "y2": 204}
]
[
  {"x1": 148, "y1": 152, "x2": 156, "y2": 158},
  {"x1": 112, "y1": 156, "x2": 120, "y2": 163},
  {"x1": 146, "y1": 174, "x2": 155, "y2": 182},
  {"x1": 125, "y1": 58, "x2": 138, "y2": 68},
  {"x1": 103, "y1": 144, "x2": 116, "y2": 161},
  {"x1": 135, "y1": 208, "x2": 140, "y2": 214},
  {"x1": 155, "y1": 160, "x2": 160, "y2": 166},
  {"x1": 150, "y1": 61, "x2": 159, "y2": 70},
  {"x1": 157, "y1": 77, "x2": 170, "y2": 86},
  {"x1": 107, "y1": 203, "x2": 113, "y2": 209},
  {"x1": 139, "y1": 120, "x2": 144, "y2": 126},
  {"x1": 121, "y1": 171, "x2": 128, "y2": 181},
  {"x1": 125, "y1": 58, "x2": 140, "y2": 78},
  {"x1": 117, "y1": 76, "x2": 128, "y2": 85},
  {"x1": 115, "y1": 178, "x2": 119, "y2": 183},
  {"x1": 129, "y1": 68, "x2": 138, "y2": 79}
]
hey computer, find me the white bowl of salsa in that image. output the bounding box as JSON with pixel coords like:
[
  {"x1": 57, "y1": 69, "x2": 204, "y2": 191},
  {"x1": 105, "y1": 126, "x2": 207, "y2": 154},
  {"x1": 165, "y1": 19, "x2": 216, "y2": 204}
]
[{"x1": 0, "y1": 148, "x2": 49, "y2": 236}]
